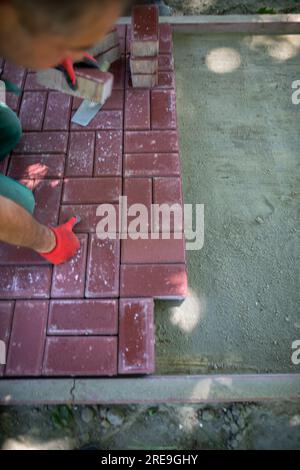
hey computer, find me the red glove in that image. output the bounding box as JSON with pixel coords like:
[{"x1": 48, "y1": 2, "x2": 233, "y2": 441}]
[
  {"x1": 39, "y1": 216, "x2": 81, "y2": 265},
  {"x1": 57, "y1": 53, "x2": 99, "y2": 91}
]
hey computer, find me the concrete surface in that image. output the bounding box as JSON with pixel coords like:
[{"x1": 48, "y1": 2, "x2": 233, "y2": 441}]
[
  {"x1": 1, "y1": 374, "x2": 300, "y2": 405},
  {"x1": 155, "y1": 32, "x2": 300, "y2": 374}
]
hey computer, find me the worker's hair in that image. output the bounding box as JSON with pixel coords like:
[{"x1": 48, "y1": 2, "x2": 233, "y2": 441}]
[{"x1": 10, "y1": 0, "x2": 129, "y2": 34}]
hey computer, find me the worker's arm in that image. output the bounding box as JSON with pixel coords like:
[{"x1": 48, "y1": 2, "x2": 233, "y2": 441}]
[
  {"x1": 0, "y1": 195, "x2": 55, "y2": 252},
  {"x1": 0, "y1": 196, "x2": 80, "y2": 264}
]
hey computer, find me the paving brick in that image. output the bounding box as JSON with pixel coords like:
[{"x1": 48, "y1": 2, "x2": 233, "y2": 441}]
[
  {"x1": 123, "y1": 177, "x2": 152, "y2": 233},
  {"x1": 72, "y1": 90, "x2": 124, "y2": 111},
  {"x1": 0, "y1": 266, "x2": 52, "y2": 299},
  {"x1": 126, "y1": 26, "x2": 132, "y2": 55},
  {"x1": 124, "y1": 153, "x2": 180, "y2": 177},
  {"x1": 0, "y1": 157, "x2": 9, "y2": 175},
  {"x1": 130, "y1": 56, "x2": 158, "y2": 74},
  {"x1": 24, "y1": 72, "x2": 45, "y2": 91},
  {"x1": 125, "y1": 89, "x2": 150, "y2": 130},
  {"x1": 0, "y1": 242, "x2": 48, "y2": 265},
  {"x1": 121, "y1": 238, "x2": 185, "y2": 264},
  {"x1": 85, "y1": 235, "x2": 119, "y2": 298},
  {"x1": 43, "y1": 336, "x2": 117, "y2": 376},
  {"x1": 153, "y1": 177, "x2": 183, "y2": 232},
  {"x1": 131, "y1": 6, "x2": 159, "y2": 57},
  {"x1": 0, "y1": 302, "x2": 14, "y2": 376},
  {"x1": 37, "y1": 68, "x2": 113, "y2": 103},
  {"x1": 48, "y1": 299, "x2": 118, "y2": 335},
  {"x1": 151, "y1": 90, "x2": 177, "y2": 129},
  {"x1": 33, "y1": 179, "x2": 62, "y2": 226},
  {"x1": 70, "y1": 110, "x2": 122, "y2": 131},
  {"x1": 65, "y1": 131, "x2": 95, "y2": 177},
  {"x1": 62, "y1": 177, "x2": 121, "y2": 204},
  {"x1": 17, "y1": 178, "x2": 38, "y2": 192},
  {"x1": 43, "y1": 91, "x2": 71, "y2": 130},
  {"x1": 120, "y1": 264, "x2": 187, "y2": 299},
  {"x1": 159, "y1": 24, "x2": 173, "y2": 54},
  {"x1": 59, "y1": 204, "x2": 120, "y2": 233},
  {"x1": 157, "y1": 71, "x2": 175, "y2": 89},
  {"x1": 118, "y1": 298, "x2": 155, "y2": 374},
  {"x1": 102, "y1": 89, "x2": 124, "y2": 110},
  {"x1": 110, "y1": 58, "x2": 125, "y2": 89},
  {"x1": 116, "y1": 24, "x2": 126, "y2": 39},
  {"x1": 8, "y1": 154, "x2": 65, "y2": 179},
  {"x1": 94, "y1": 130, "x2": 122, "y2": 176},
  {"x1": 153, "y1": 176, "x2": 183, "y2": 206},
  {"x1": 51, "y1": 234, "x2": 88, "y2": 298},
  {"x1": 4, "y1": 93, "x2": 20, "y2": 111},
  {"x1": 125, "y1": 131, "x2": 178, "y2": 153},
  {"x1": 1, "y1": 61, "x2": 25, "y2": 110},
  {"x1": 88, "y1": 29, "x2": 119, "y2": 57},
  {"x1": 97, "y1": 45, "x2": 122, "y2": 68},
  {"x1": 119, "y1": 36, "x2": 126, "y2": 55},
  {"x1": 131, "y1": 72, "x2": 158, "y2": 88},
  {"x1": 14, "y1": 132, "x2": 68, "y2": 154},
  {"x1": 19, "y1": 91, "x2": 47, "y2": 131},
  {"x1": 5, "y1": 300, "x2": 48, "y2": 376},
  {"x1": 158, "y1": 54, "x2": 174, "y2": 71}
]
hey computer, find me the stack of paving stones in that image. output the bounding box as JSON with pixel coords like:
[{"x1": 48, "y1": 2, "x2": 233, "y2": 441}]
[
  {"x1": 130, "y1": 6, "x2": 159, "y2": 88},
  {"x1": 0, "y1": 18, "x2": 187, "y2": 378}
]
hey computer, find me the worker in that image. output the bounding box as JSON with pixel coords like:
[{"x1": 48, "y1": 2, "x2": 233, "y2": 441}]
[{"x1": 0, "y1": 0, "x2": 125, "y2": 264}]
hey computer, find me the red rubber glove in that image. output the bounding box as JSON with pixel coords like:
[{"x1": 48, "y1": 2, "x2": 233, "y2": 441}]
[
  {"x1": 39, "y1": 216, "x2": 81, "y2": 265},
  {"x1": 57, "y1": 53, "x2": 100, "y2": 91}
]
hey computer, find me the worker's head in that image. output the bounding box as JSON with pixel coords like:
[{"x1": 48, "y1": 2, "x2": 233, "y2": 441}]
[{"x1": 0, "y1": 0, "x2": 128, "y2": 68}]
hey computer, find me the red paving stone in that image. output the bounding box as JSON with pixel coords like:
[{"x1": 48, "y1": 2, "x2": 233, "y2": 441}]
[
  {"x1": 48, "y1": 300, "x2": 118, "y2": 335},
  {"x1": 0, "y1": 20, "x2": 187, "y2": 378},
  {"x1": 151, "y1": 89, "x2": 177, "y2": 129},
  {"x1": 5, "y1": 300, "x2": 48, "y2": 376},
  {"x1": 43, "y1": 336, "x2": 118, "y2": 376},
  {"x1": 8, "y1": 154, "x2": 65, "y2": 179},
  {"x1": 19, "y1": 91, "x2": 47, "y2": 131},
  {"x1": 121, "y1": 238, "x2": 186, "y2": 264},
  {"x1": 85, "y1": 235, "x2": 120, "y2": 298},
  {"x1": 120, "y1": 264, "x2": 188, "y2": 299},
  {"x1": 118, "y1": 298, "x2": 155, "y2": 374},
  {"x1": 0, "y1": 302, "x2": 14, "y2": 376},
  {"x1": 51, "y1": 234, "x2": 88, "y2": 298},
  {"x1": 124, "y1": 153, "x2": 180, "y2": 177},
  {"x1": 43, "y1": 92, "x2": 72, "y2": 131},
  {"x1": 125, "y1": 89, "x2": 150, "y2": 130},
  {"x1": 62, "y1": 177, "x2": 121, "y2": 204},
  {"x1": 66, "y1": 131, "x2": 95, "y2": 177},
  {"x1": 94, "y1": 130, "x2": 123, "y2": 176}
]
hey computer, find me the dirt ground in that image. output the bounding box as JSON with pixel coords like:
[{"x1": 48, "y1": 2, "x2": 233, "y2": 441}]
[
  {"x1": 166, "y1": 0, "x2": 300, "y2": 15},
  {"x1": 0, "y1": 401, "x2": 299, "y2": 450}
]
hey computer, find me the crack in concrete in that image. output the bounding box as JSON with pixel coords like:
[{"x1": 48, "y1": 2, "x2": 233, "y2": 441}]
[{"x1": 70, "y1": 379, "x2": 76, "y2": 404}]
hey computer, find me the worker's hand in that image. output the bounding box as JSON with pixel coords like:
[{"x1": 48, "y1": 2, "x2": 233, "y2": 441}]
[
  {"x1": 39, "y1": 216, "x2": 81, "y2": 265},
  {"x1": 56, "y1": 53, "x2": 100, "y2": 91}
]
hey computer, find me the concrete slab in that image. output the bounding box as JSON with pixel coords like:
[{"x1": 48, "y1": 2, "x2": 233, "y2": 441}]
[
  {"x1": 0, "y1": 374, "x2": 299, "y2": 404},
  {"x1": 155, "y1": 32, "x2": 300, "y2": 375}
]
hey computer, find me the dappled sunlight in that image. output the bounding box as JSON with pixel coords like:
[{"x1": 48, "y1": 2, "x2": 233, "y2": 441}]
[
  {"x1": 289, "y1": 415, "x2": 300, "y2": 427},
  {"x1": 23, "y1": 163, "x2": 49, "y2": 179},
  {"x1": 243, "y1": 35, "x2": 300, "y2": 62},
  {"x1": 1, "y1": 436, "x2": 73, "y2": 450},
  {"x1": 170, "y1": 288, "x2": 205, "y2": 333},
  {"x1": 205, "y1": 47, "x2": 241, "y2": 74}
]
